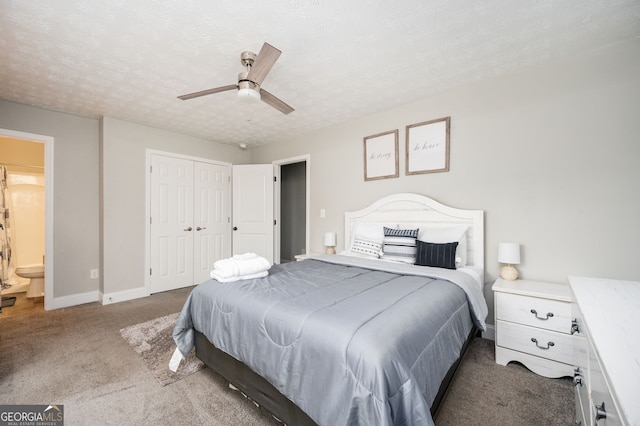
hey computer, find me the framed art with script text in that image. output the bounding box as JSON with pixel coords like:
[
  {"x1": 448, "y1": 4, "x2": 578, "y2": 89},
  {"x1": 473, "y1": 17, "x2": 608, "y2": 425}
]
[
  {"x1": 406, "y1": 117, "x2": 450, "y2": 175},
  {"x1": 363, "y1": 129, "x2": 399, "y2": 181}
]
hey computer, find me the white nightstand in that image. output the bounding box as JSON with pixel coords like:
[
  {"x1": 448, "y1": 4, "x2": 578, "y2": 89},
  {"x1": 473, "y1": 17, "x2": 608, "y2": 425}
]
[{"x1": 493, "y1": 278, "x2": 577, "y2": 378}]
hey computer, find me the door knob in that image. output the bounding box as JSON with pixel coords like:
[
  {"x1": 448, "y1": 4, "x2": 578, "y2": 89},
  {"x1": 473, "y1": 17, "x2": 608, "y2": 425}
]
[
  {"x1": 184, "y1": 227, "x2": 192, "y2": 231},
  {"x1": 196, "y1": 226, "x2": 206, "y2": 231},
  {"x1": 233, "y1": 227, "x2": 238, "y2": 231}
]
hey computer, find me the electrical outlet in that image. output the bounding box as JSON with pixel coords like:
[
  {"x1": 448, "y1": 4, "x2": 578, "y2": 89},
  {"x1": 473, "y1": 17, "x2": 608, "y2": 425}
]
[{"x1": 90, "y1": 269, "x2": 99, "y2": 279}]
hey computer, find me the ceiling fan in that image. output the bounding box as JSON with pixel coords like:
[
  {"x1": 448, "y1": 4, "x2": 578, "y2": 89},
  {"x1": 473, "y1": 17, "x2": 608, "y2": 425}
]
[{"x1": 178, "y1": 42, "x2": 294, "y2": 115}]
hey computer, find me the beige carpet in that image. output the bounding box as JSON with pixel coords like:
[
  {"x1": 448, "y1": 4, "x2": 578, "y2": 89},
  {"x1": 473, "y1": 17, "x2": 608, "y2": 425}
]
[
  {"x1": 434, "y1": 337, "x2": 574, "y2": 425},
  {"x1": 119, "y1": 312, "x2": 204, "y2": 386},
  {"x1": 0, "y1": 287, "x2": 574, "y2": 425}
]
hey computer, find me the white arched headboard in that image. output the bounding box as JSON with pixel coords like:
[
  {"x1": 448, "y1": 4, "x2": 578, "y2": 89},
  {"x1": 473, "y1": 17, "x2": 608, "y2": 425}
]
[{"x1": 344, "y1": 193, "x2": 484, "y2": 269}]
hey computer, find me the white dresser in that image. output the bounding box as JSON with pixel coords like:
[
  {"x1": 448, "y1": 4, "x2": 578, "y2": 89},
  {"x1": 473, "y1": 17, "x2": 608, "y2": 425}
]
[
  {"x1": 493, "y1": 278, "x2": 578, "y2": 378},
  {"x1": 570, "y1": 276, "x2": 640, "y2": 426}
]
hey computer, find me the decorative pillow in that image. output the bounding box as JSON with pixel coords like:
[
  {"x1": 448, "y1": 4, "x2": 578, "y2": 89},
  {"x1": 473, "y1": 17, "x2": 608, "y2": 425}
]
[
  {"x1": 351, "y1": 238, "x2": 384, "y2": 258},
  {"x1": 382, "y1": 227, "x2": 419, "y2": 264},
  {"x1": 347, "y1": 223, "x2": 386, "y2": 253},
  {"x1": 419, "y1": 226, "x2": 468, "y2": 267},
  {"x1": 415, "y1": 240, "x2": 459, "y2": 269}
]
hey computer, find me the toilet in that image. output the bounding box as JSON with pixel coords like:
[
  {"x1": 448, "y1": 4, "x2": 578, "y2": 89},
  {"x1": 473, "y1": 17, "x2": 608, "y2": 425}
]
[{"x1": 15, "y1": 264, "x2": 45, "y2": 298}]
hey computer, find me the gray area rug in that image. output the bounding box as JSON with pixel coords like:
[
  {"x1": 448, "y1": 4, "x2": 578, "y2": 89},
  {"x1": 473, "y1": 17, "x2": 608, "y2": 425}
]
[{"x1": 120, "y1": 312, "x2": 204, "y2": 386}]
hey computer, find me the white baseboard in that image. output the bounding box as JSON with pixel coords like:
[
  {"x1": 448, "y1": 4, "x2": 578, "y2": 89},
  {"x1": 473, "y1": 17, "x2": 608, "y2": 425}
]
[
  {"x1": 47, "y1": 290, "x2": 100, "y2": 310},
  {"x1": 100, "y1": 286, "x2": 150, "y2": 305},
  {"x1": 482, "y1": 323, "x2": 495, "y2": 341}
]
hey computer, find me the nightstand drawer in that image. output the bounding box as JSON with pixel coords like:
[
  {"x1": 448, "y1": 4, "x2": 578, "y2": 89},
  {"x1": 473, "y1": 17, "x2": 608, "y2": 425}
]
[
  {"x1": 496, "y1": 320, "x2": 575, "y2": 365},
  {"x1": 496, "y1": 292, "x2": 572, "y2": 334}
]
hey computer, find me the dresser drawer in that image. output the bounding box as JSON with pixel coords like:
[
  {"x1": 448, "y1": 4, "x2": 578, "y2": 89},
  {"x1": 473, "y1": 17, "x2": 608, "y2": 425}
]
[
  {"x1": 496, "y1": 292, "x2": 572, "y2": 333},
  {"x1": 496, "y1": 320, "x2": 575, "y2": 365}
]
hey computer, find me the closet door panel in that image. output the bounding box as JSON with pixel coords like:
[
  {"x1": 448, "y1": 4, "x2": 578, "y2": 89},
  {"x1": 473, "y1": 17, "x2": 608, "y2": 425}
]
[
  {"x1": 193, "y1": 162, "x2": 231, "y2": 284},
  {"x1": 150, "y1": 155, "x2": 194, "y2": 292}
]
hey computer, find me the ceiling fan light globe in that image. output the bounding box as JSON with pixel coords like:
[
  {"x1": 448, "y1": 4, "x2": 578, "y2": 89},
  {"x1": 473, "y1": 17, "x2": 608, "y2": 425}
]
[{"x1": 238, "y1": 87, "x2": 261, "y2": 103}]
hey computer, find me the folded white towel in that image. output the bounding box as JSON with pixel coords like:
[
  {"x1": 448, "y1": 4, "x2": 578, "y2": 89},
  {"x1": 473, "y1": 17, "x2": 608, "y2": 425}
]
[
  {"x1": 210, "y1": 270, "x2": 268, "y2": 283},
  {"x1": 212, "y1": 253, "x2": 271, "y2": 279},
  {"x1": 213, "y1": 252, "x2": 258, "y2": 269}
]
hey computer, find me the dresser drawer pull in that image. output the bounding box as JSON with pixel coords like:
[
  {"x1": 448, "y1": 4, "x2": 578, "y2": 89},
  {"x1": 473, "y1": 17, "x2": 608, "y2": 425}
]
[
  {"x1": 595, "y1": 402, "x2": 606, "y2": 421},
  {"x1": 530, "y1": 337, "x2": 554, "y2": 349},
  {"x1": 573, "y1": 368, "x2": 583, "y2": 387},
  {"x1": 570, "y1": 318, "x2": 581, "y2": 335},
  {"x1": 530, "y1": 309, "x2": 554, "y2": 320}
]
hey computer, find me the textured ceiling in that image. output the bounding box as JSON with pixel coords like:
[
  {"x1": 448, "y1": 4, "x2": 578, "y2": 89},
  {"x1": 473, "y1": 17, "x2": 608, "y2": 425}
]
[{"x1": 1, "y1": 0, "x2": 639, "y2": 148}]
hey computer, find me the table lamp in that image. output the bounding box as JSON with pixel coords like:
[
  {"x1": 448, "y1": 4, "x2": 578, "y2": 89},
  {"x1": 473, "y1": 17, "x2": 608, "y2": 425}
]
[
  {"x1": 498, "y1": 243, "x2": 520, "y2": 281},
  {"x1": 324, "y1": 232, "x2": 336, "y2": 254}
]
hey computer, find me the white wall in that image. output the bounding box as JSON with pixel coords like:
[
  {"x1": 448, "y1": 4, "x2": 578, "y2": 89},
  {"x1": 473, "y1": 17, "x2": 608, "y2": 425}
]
[
  {"x1": 1, "y1": 37, "x2": 638, "y2": 317},
  {"x1": 251, "y1": 38, "x2": 640, "y2": 321},
  {"x1": 100, "y1": 117, "x2": 250, "y2": 299}
]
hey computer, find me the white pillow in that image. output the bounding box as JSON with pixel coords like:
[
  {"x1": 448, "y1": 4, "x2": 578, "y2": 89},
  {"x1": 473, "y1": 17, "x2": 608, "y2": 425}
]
[
  {"x1": 347, "y1": 223, "x2": 386, "y2": 252},
  {"x1": 418, "y1": 226, "x2": 468, "y2": 267},
  {"x1": 351, "y1": 238, "x2": 384, "y2": 258}
]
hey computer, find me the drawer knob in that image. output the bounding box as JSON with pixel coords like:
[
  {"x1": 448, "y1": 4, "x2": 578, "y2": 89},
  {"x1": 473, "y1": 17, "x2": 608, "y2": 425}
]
[
  {"x1": 531, "y1": 337, "x2": 555, "y2": 350},
  {"x1": 595, "y1": 402, "x2": 607, "y2": 421},
  {"x1": 573, "y1": 374, "x2": 583, "y2": 387},
  {"x1": 571, "y1": 319, "x2": 580, "y2": 335},
  {"x1": 573, "y1": 368, "x2": 583, "y2": 387},
  {"x1": 530, "y1": 309, "x2": 554, "y2": 320}
]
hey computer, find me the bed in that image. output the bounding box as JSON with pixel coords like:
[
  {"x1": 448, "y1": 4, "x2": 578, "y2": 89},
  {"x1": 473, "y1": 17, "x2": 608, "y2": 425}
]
[{"x1": 173, "y1": 193, "x2": 487, "y2": 425}]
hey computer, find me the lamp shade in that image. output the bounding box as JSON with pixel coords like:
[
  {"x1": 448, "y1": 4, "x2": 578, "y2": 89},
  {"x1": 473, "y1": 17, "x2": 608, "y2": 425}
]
[
  {"x1": 324, "y1": 232, "x2": 336, "y2": 246},
  {"x1": 498, "y1": 243, "x2": 520, "y2": 264}
]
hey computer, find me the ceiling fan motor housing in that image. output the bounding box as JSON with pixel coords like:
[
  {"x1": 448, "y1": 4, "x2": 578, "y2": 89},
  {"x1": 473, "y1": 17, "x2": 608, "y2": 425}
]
[{"x1": 238, "y1": 72, "x2": 259, "y2": 90}]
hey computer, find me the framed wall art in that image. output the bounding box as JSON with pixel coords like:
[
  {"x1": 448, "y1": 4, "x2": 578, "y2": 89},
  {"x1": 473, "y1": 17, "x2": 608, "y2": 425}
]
[
  {"x1": 363, "y1": 129, "x2": 399, "y2": 181},
  {"x1": 405, "y1": 116, "x2": 450, "y2": 175}
]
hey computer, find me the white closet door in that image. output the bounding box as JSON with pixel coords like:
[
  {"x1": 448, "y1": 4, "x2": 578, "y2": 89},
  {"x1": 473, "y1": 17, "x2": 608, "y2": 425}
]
[
  {"x1": 193, "y1": 161, "x2": 231, "y2": 284},
  {"x1": 232, "y1": 164, "x2": 274, "y2": 263},
  {"x1": 149, "y1": 154, "x2": 194, "y2": 293}
]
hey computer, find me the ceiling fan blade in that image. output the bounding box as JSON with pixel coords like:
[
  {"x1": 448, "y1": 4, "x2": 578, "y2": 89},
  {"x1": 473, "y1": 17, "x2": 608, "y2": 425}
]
[
  {"x1": 177, "y1": 84, "x2": 237, "y2": 100},
  {"x1": 247, "y1": 43, "x2": 281, "y2": 86},
  {"x1": 260, "y1": 89, "x2": 294, "y2": 114}
]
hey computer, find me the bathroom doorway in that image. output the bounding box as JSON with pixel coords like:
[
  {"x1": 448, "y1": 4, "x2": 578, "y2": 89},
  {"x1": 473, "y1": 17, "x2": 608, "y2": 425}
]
[{"x1": 0, "y1": 131, "x2": 50, "y2": 316}]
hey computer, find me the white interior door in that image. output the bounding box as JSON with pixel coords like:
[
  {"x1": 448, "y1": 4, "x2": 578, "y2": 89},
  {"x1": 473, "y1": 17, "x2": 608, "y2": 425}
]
[
  {"x1": 193, "y1": 161, "x2": 231, "y2": 284},
  {"x1": 232, "y1": 164, "x2": 274, "y2": 263},
  {"x1": 149, "y1": 154, "x2": 194, "y2": 293}
]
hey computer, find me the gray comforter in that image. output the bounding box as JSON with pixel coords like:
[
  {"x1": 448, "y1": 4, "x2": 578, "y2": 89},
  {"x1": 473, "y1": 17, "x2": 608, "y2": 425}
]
[{"x1": 173, "y1": 255, "x2": 488, "y2": 426}]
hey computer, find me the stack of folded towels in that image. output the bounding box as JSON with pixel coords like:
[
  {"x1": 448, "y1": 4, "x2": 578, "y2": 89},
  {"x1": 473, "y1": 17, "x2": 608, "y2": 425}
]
[{"x1": 210, "y1": 252, "x2": 271, "y2": 283}]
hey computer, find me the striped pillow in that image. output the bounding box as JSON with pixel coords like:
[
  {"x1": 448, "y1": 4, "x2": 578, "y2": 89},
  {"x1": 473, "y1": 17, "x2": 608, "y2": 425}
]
[
  {"x1": 351, "y1": 238, "x2": 383, "y2": 258},
  {"x1": 415, "y1": 240, "x2": 459, "y2": 269},
  {"x1": 382, "y1": 227, "x2": 419, "y2": 263}
]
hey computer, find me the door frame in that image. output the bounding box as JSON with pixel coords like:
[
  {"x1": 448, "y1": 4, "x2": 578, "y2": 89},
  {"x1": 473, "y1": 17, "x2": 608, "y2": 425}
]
[
  {"x1": 144, "y1": 149, "x2": 231, "y2": 294},
  {"x1": 0, "y1": 128, "x2": 55, "y2": 310},
  {"x1": 273, "y1": 154, "x2": 310, "y2": 264}
]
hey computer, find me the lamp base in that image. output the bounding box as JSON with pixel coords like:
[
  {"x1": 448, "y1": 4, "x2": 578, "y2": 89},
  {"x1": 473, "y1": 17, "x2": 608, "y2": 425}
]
[
  {"x1": 500, "y1": 265, "x2": 519, "y2": 281},
  {"x1": 325, "y1": 247, "x2": 336, "y2": 254}
]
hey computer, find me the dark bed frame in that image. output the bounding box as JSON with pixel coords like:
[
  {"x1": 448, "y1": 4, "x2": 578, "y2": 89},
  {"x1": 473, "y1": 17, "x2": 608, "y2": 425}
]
[{"x1": 194, "y1": 325, "x2": 479, "y2": 425}]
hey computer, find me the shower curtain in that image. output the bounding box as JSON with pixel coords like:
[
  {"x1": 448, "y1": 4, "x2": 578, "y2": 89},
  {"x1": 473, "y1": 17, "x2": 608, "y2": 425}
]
[{"x1": 0, "y1": 166, "x2": 14, "y2": 290}]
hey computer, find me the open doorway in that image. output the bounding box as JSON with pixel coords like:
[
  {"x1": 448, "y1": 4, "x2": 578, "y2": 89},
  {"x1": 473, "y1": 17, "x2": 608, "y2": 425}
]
[
  {"x1": 0, "y1": 131, "x2": 51, "y2": 316},
  {"x1": 274, "y1": 155, "x2": 310, "y2": 264},
  {"x1": 280, "y1": 161, "x2": 306, "y2": 263}
]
